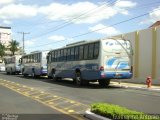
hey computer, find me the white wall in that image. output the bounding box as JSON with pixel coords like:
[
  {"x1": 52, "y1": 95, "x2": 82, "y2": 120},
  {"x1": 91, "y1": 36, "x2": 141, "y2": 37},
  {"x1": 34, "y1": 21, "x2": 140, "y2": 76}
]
[
  {"x1": 156, "y1": 26, "x2": 160, "y2": 79},
  {"x1": 138, "y1": 28, "x2": 152, "y2": 79},
  {"x1": 115, "y1": 26, "x2": 160, "y2": 80}
]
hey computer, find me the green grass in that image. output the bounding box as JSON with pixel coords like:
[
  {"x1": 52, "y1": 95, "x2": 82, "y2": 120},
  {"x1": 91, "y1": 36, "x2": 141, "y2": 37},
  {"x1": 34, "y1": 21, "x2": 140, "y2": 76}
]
[{"x1": 91, "y1": 103, "x2": 159, "y2": 120}]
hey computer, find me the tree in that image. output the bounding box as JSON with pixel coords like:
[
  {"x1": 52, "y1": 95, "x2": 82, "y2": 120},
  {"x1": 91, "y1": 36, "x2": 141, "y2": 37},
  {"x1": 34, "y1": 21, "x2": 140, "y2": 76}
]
[
  {"x1": 0, "y1": 43, "x2": 6, "y2": 58},
  {"x1": 8, "y1": 40, "x2": 20, "y2": 55}
]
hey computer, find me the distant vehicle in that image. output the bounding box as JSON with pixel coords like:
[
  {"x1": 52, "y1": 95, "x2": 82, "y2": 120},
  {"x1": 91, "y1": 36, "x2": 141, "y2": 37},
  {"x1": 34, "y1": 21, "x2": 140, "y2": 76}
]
[
  {"x1": 47, "y1": 37, "x2": 133, "y2": 87},
  {"x1": 5, "y1": 55, "x2": 22, "y2": 74},
  {"x1": 20, "y1": 51, "x2": 49, "y2": 77},
  {"x1": 0, "y1": 63, "x2": 5, "y2": 72}
]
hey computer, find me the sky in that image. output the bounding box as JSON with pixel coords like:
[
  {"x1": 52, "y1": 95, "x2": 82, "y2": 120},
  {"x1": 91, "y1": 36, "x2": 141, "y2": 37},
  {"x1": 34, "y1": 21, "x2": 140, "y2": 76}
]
[{"x1": 0, "y1": 0, "x2": 160, "y2": 53}]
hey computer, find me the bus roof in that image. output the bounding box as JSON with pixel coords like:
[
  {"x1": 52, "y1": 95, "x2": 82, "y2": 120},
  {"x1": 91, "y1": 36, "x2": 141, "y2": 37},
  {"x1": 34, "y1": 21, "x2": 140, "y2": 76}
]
[
  {"x1": 48, "y1": 37, "x2": 125, "y2": 53},
  {"x1": 23, "y1": 50, "x2": 49, "y2": 56}
]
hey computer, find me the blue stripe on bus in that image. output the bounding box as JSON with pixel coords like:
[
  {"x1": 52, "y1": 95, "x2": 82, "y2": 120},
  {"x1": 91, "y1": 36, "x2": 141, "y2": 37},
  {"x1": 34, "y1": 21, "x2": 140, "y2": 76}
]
[
  {"x1": 117, "y1": 62, "x2": 129, "y2": 69},
  {"x1": 106, "y1": 58, "x2": 117, "y2": 67}
]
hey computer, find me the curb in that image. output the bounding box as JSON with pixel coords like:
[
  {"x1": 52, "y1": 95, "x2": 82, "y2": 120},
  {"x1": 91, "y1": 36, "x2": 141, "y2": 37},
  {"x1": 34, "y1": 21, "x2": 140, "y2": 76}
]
[
  {"x1": 112, "y1": 84, "x2": 160, "y2": 92},
  {"x1": 84, "y1": 110, "x2": 111, "y2": 120}
]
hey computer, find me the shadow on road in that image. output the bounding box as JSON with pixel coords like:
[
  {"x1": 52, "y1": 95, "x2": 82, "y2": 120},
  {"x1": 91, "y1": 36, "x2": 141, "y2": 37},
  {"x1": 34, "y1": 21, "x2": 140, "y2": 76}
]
[
  {"x1": 14, "y1": 74, "x2": 123, "y2": 90},
  {"x1": 1, "y1": 72, "x2": 123, "y2": 90}
]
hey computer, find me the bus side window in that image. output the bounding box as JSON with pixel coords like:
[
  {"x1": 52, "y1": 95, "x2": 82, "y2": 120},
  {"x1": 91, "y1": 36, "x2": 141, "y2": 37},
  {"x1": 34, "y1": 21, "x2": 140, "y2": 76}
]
[
  {"x1": 28, "y1": 55, "x2": 31, "y2": 63},
  {"x1": 39, "y1": 53, "x2": 42, "y2": 62},
  {"x1": 75, "y1": 46, "x2": 79, "y2": 60},
  {"x1": 84, "y1": 44, "x2": 89, "y2": 60},
  {"x1": 60, "y1": 49, "x2": 64, "y2": 62},
  {"x1": 37, "y1": 53, "x2": 39, "y2": 63},
  {"x1": 63, "y1": 49, "x2": 67, "y2": 61},
  {"x1": 51, "y1": 51, "x2": 54, "y2": 62},
  {"x1": 67, "y1": 48, "x2": 71, "y2": 61},
  {"x1": 26, "y1": 56, "x2": 28, "y2": 63},
  {"x1": 79, "y1": 45, "x2": 84, "y2": 60},
  {"x1": 55, "y1": 51, "x2": 57, "y2": 62},
  {"x1": 94, "y1": 42, "x2": 99, "y2": 59},
  {"x1": 35, "y1": 54, "x2": 37, "y2": 63},
  {"x1": 88, "y1": 43, "x2": 94, "y2": 59},
  {"x1": 57, "y1": 50, "x2": 60, "y2": 62},
  {"x1": 70, "y1": 47, "x2": 75, "y2": 61},
  {"x1": 31, "y1": 55, "x2": 34, "y2": 63}
]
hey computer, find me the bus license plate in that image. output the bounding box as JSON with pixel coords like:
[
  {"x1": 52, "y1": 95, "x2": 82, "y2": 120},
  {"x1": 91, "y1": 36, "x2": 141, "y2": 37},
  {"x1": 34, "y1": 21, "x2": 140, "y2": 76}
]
[{"x1": 115, "y1": 73, "x2": 122, "y2": 78}]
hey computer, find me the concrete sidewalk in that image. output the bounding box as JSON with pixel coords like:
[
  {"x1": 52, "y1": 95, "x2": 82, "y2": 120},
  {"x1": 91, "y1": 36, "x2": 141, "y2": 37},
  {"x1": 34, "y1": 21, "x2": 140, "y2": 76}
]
[
  {"x1": 111, "y1": 80, "x2": 160, "y2": 91},
  {"x1": 113, "y1": 78, "x2": 160, "y2": 86}
]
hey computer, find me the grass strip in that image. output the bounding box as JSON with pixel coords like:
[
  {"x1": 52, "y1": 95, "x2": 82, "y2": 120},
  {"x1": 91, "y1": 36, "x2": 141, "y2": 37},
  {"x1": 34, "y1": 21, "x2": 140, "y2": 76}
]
[{"x1": 91, "y1": 103, "x2": 160, "y2": 120}]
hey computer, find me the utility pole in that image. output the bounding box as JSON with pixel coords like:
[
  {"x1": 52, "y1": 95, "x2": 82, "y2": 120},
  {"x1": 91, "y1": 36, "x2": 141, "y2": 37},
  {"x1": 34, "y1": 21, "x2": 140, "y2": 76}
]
[{"x1": 18, "y1": 32, "x2": 30, "y2": 55}]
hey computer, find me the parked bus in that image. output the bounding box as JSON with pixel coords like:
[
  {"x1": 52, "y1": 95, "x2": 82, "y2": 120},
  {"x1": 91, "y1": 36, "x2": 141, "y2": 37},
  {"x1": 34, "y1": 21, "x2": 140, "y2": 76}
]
[
  {"x1": 47, "y1": 37, "x2": 133, "y2": 87},
  {"x1": 20, "y1": 51, "x2": 49, "y2": 77},
  {"x1": 5, "y1": 55, "x2": 22, "y2": 74}
]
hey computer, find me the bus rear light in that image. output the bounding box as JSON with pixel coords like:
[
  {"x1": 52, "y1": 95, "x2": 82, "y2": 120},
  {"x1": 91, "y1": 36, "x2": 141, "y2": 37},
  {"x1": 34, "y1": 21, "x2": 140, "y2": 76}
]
[
  {"x1": 101, "y1": 72, "x2": 105, "y2": 78},
  {"x1": 99, "y1": 66, "x2": 104, "y2": 71}
]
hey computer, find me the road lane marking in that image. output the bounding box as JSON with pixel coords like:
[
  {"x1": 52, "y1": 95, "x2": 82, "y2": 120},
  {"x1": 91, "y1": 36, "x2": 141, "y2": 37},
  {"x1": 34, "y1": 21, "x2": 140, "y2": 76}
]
[{"x1": 0, "y1": 79, "x2": 89, "y2": 120}]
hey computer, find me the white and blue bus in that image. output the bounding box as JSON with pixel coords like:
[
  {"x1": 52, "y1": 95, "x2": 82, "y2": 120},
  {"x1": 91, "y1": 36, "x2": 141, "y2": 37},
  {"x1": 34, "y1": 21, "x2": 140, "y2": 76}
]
[
  {"x1": 47, "y1": 37, "x2": 133, "y2": 87},
  {"x1": 21, "y1": 51, "x2": 48, "y2": 77},
  {"x1": 5, "y1": 55, "x2": 22, "y2": 74}
]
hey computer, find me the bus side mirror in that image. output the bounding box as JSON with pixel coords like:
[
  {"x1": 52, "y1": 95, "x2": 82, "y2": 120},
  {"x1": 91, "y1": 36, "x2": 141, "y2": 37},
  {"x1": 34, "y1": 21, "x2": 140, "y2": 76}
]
[
  {"x1": 19, "y1": 58, "x2": 22, "y2": 64},
  {"x1": 4, "y1": 59, "x2": 7, "y2": 64},
  {"x1": 131, "y1": 50, "x2": 134, "y2": 56},
  {"x1": 46, "y1": 55, "x2": 49, "y2": 60}
]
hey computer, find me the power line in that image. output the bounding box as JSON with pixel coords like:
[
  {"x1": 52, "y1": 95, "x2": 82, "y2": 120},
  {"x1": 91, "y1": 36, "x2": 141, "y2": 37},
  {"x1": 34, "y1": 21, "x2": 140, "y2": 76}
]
[
  {"x1": 28, "y1": 0, "x2": 160, "y2": 40},
  {"x1": 26, "y1": 7, "x2": 160, "y2": 50},
  {"x1": 28, "y1": 0, "x2": 116, "y2": 39}
]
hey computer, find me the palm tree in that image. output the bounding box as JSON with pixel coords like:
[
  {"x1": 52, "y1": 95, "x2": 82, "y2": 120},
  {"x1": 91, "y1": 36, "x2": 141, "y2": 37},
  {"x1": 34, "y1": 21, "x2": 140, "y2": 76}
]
[
  {"x1": 0, "y1": 43, "x2": 6, "y2": 58},
  {"x1": 8, "y1": 40, "x2": 20, "y2": 55}
]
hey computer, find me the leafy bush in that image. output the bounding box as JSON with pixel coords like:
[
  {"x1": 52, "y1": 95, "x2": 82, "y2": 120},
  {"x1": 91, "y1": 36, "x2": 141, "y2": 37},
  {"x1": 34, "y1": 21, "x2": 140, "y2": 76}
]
[{"x1": 91, "y1": 103, "x2": 159, "y2": 120}]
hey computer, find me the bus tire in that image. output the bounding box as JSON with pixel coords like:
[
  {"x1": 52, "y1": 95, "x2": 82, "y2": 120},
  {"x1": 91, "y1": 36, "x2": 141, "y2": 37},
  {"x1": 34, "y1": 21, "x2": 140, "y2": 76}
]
[
  {"x1": 99, "y1": 79, "x2": 110, "y2": 87},
  {"x1": 48, "y1": 76, "x2": 52, "y2": 79},
  {"x1": 52, "y1": 73, "x2": 57, "y2": 81},
  {"x1": 31, "y1": 71, "x2": 35, "y2": 78},
  {"x1": 75, "y1": 72, "x2": 83, "y2": 86},
  {"x1": 23, "y1": 74, "x2": 27, "y2": 77},
  {"x1": 10, "y1": 69, "x2": 13, "y2": 75}
]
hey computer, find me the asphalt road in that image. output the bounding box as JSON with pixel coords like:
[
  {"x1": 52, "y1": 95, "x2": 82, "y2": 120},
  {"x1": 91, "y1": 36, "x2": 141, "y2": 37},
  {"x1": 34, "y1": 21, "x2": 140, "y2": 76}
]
[
  {"x1": 0, "y1": 72, "x2": 160, "y2": 116},
  {"x1": 0, "y1": 85, "x2": 77, "y2": 120}
]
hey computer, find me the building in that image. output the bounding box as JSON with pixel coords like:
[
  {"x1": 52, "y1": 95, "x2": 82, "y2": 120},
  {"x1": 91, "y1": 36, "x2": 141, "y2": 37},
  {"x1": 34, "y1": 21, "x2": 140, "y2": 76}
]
[
  {"x1": 0, "y1": 26, "x2": 11, "y2": 46},
  {"x1": 149, "y1": 21, "x2": 160, "y2": 28},
  {"x1": 0, "y1": 26, "x2": 22, "y2": 63},
  {"x1": 0, "y1": 26, "x2": 12, "y2": 63}
]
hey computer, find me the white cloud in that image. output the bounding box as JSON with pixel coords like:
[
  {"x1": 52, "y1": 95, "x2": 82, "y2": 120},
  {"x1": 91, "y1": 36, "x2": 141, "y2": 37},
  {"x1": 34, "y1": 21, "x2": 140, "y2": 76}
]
[
  {"x1": 149, "y1": 6, "x2": 160, "y2": 22},
  {"x1": 48, "y1": 35, "x2": 65, "y2": 41},
  {"x1": 0, "y1": 4, "x2": 38, "y2": 19},
  {"x1": 115, "y1": 0, "x2": 137, "y2": 8},
  {"x1": 89, "y1": 24, "x2": 120, "y2": 36},
  {"x1": 0, "y1": 0, "x2": 15, "y2": 5},
  {"x1": 39, "y1": 1, "x2": 136, "y2": 24},
  {"x1": 0, "y1": 1, "x2": 137, "y2": 24},
  {"x1": 140, "y1": 6, "x2": 160, "y2": 25},
  {"x1": 3, "y1": 20, "x2": 12, "y2": 25},
  {"x1": 25, "y1": 40, "x2": 35, "y2": 47}
]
